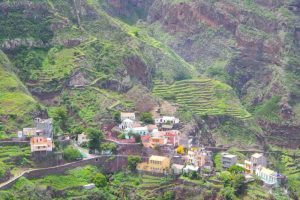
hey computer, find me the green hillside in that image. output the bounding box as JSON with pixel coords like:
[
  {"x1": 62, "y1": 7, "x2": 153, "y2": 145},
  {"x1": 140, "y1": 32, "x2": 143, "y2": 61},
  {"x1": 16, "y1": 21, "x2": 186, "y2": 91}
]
[
  {"x1": 153, "y1": 78, "x2": 251, "y2": 119},
  {"x1": 0, "y1": 51, "x2": 37, "y2": 119}
]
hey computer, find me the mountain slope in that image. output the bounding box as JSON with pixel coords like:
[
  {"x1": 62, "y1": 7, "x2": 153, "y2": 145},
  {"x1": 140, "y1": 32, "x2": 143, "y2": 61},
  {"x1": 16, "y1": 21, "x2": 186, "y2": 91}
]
[{"x1": 0, "y1": 50, "x2": 38, "y2": 130}]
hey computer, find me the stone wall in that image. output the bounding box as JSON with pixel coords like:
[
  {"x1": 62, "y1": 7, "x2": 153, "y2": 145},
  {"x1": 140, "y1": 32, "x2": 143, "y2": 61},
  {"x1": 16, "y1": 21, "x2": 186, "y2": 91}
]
[{"x1": 0, "y1": 155, "x2": 130, "y2": 190}]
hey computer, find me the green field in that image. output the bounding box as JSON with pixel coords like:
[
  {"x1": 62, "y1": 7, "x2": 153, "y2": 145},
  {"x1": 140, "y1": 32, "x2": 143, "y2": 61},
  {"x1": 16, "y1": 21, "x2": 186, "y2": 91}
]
[
  {"x1": 0, "y1": 145, "x2": 32, "y2": 178},
  {"x1": 153, "y1": 78, "x2": 251, "y2": 119}
]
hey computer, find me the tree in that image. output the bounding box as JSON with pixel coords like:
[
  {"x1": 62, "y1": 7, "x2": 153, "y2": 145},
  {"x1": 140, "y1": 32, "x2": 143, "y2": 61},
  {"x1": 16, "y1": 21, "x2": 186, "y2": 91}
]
[
  {"x1": 91, "y1": 173, "x2": 107, "y2": 188},
  {"x1": 189, "y1": 171, "x2": 198, "y2": 180},
  {"x1": 227, "y1": 165, "x2": 245, "y2": 175},
  {"x1": 132, "y1": 134, "x2": 141, "y2": 143},
  {"x1": 140, "y1": 112, "x2": 154, "y2": 124},
  {"x1": 72, "y1": 126, "x2": 84, "y2": 135},
  {"x1": 101, "y1": 142, "x2": 117, "y2": 154},
  {"x1": 232, "y1": 174, "x2": 246, "y2": 195},
  {"x1": 50, "y1": 106, "x2": 68, "y2": 131},
  {"x1": 63, "y1": 146, "x2": 82, "y2": 161},
  {"x1": 220, "y1": 187, "x2": 236, "y2": 200},
  {"x1": 176, "y1": 145, "x2": 185, "y2": 155},
  {"x1": 87, "y1": 128, "x2": 103, "y2": 153},
  {"x1": 113, "y1": 111, "x2": 121, "y2": 123},
  {"x1": 128, "y1": 155, "x2": 141, "y2": 172}
]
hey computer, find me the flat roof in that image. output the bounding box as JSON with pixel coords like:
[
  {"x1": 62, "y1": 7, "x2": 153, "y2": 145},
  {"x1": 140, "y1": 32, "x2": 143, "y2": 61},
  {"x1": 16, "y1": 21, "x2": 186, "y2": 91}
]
[
  {"x1": 121, "y1": 112, "x2": 135, "y2": 117},
  {"x1": 252, "y1": 153, "x2": 263, "y2": 158},
  {"x1": 222, "y1": 153, "x2": 237, "y2": 158},
  {"x1": 260, "y1": 167, "x2": 275, "y2": 175},
  {"x1": 150, "y1": 155, "x2": 169, "y2": 161}
]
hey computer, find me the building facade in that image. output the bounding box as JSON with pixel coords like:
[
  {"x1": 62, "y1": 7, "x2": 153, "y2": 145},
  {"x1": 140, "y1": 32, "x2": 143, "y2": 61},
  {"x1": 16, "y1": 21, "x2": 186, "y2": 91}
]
[
  {"x1": 30, "y1": 137, "x2": 53, "y2": 152},
  {"x1": 137, "y1": 155, "x2": 171, "y2": 174},
  {"x1": 120, "y1": 112, "x2": 136, "y2": 121},
  {"x1": 221, "y1": 152, "x2": 237, "y2": 169},
  {"x1": 155, "y1": 116, "x2": 179, "y2": 124}
]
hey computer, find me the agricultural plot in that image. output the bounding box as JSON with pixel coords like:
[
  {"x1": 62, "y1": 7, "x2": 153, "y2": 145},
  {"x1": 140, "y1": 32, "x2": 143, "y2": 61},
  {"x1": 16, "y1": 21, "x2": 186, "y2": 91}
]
[
  {"x1": 153, "y1": 78, "x2": 251, "y2": 119},
  {"x1": 0, "y1": 145, "x2": 32, "y2": 177}
]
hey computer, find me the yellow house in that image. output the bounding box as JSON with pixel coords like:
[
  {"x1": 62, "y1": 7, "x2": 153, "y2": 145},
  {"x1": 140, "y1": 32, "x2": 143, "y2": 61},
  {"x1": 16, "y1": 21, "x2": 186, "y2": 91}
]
[{"x1": 137, "y1": 155, "x2": 171, "y2": 174}]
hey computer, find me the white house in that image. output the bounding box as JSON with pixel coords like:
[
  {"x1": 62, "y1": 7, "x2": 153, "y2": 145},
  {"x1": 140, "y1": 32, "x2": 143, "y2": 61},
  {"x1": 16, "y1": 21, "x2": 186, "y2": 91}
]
[
  {"x1": 22, "y1": 128, "x2": 37, "y2": 137},
  {"x1": 119, "y1": 119, "x2": 134, "y2": 130},
  {"x1": 172, "y1": 164, "x2": 184, "y2": 175},
  {"x1": 78, "y1": 133, "x2": 89, "y2": 145},
  {"x1": 155, "y1": 116, "x2": 179, "y2": 124},
  {"x1": 120, "y1": 112, "x2": 136, "y2": 121},
  {"x1": 221, "y1": 152, "x2": 237, "y2": 169},
  {"x1": 183, "y1": 165, "x2": 199, "y2": 173},
  {"x1": 124, "y1": 126, "x2": 149, "y2": 139},
  {"x1": 255, "y1": 167, "x2": 285, "y2": 186}
]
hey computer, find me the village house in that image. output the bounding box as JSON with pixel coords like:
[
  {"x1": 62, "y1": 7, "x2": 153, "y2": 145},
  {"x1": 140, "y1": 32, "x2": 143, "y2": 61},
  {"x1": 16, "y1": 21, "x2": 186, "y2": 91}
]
[
  {"x1": 147, "y1": 124, "x2": 158, "y2": 134},
  {"x1": 183, "y1": 165, "x2": 199, "y2": 173},
  {"x1": 172, "y1": 164, "x2": 184, "y2": 175},
  {"x1": 119, "y1": 119, "x2": 134, "y2": 130},
  {"x1": 221, "y1": 152, "x2": 237, "y2": 169},
  {"x1": 137, "y1": 155, "x2": 171, "y2": 174},
  {"x1": 153, "y1": 130, "x2": 180, "y2": 146},
  {"x1": 120, "y1": 112, "x2": 136, "y2": 121},
  {"x1": 22, "y1": 128, "x2": 37, "y2": 137},
  {"x1": 244, "y1": 153, "x2": 267, "y2": 173},
  {"x1": 30, "y1": 137, "x2": 53, "y2": 152},
  {"x1": 78, "y1": 132, "x2": 89, "y2": 145},
  {"x1": 255, "y1": 166, "x2": 286, "y2": 186},
  {"x1": 124, "y1": 126, "x2": 149, "y2": 139},
  {"x1": 188, "y1": 148, "x2": 213, "y2": 168},
  {"x1": 155, "y1": 116, "x2": 179, "y2": 125},
  {"x1": 149, "y1": 137, "x2": 168, "y2": 147}
]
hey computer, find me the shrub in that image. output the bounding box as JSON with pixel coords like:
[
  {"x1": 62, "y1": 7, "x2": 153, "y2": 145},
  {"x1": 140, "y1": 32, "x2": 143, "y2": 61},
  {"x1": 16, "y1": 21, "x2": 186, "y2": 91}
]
[
  {"x1": 91, "y1": 173, "x2": 107, "y2": 188},
  {"x1": 140, "y1": 112, "x2": 154, "y2": 124},
  {"x1": 128, "y1": 155, "x2": 141, "y2": 172},
  {"x1": 63, "y1": 146, "x2": 82, "y2": 161}
]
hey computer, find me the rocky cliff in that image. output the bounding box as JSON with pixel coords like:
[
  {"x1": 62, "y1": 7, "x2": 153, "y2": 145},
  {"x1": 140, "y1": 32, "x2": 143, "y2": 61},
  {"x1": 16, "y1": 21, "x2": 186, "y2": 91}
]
[{"x1": 142, "y1": 0, "x2": 300, "y2": 148}]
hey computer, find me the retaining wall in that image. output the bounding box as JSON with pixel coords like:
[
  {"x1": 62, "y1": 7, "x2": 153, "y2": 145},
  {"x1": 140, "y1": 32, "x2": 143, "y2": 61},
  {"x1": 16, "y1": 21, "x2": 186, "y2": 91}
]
[{"x1": 0, "y1": 155, "x2": 130, "y2": 190}]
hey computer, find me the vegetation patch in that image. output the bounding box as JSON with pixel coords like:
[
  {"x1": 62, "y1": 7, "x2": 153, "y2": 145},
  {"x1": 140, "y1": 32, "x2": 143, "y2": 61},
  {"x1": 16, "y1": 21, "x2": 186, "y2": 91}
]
[{"x1": 153, "y1": 78, "x2": 251, "y2": 119}]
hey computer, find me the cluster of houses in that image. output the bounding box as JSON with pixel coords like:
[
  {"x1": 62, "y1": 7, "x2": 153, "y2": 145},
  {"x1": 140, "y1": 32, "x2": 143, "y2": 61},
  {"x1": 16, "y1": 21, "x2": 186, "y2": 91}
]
[
  {"x1": 118, "y1": 112, "x2": 181, "y2": 148},
  {"x1": 136, "y1": 147, "x2": 213, "y2": 175},
  {"x1": 18, "y1": 118, "x2": 54, "y2": 153},
  {"x1": 221, "y1": 152, "x2": 286, "y2": 186}
]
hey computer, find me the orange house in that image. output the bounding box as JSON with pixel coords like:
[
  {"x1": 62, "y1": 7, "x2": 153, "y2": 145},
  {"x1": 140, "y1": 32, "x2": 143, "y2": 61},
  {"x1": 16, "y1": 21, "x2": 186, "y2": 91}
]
[{"x1": 30, "y1": 137, "x2": 53, "y2": 152}]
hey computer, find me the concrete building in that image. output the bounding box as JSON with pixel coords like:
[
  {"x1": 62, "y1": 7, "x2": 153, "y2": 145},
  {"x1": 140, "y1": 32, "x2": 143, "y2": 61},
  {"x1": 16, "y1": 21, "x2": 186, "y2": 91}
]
[
  {"x1": 137, "y1": 155, "x2": 171, "y2": 174},
  {"x1": 155, "y1": 116, "x2": 179, "y2": 125},
  {"x1": 149, "y1": 137, "x2": 168, "y2": 147},
  {"x1": 221, "y1": 152, "x2": 237, "y2": 169},
  {"x1": 30, "y1": 137, "x2": 53, "y2": 152},
  {"x1": 22, "y1": 128, "x2": 37, "y2": 137},
  {"x1": 244, "y1": 153, "x2": 267, "y2": 173},
  {"x1": 183, "y1": 165, "x2": 199, "y2": 173},
  {"x1": 120, "y1": 112, "x2": 136, "y2": 121},
  {"x1": 188, "y1": 148, "x2": 213, "y2": 169},
  {"x1": 251, "y1": 153, "x2": 266, "y2": 169},
  {"x1": 255, "y1": 167, "x2": 285, "y2": 186},
  {"x1": 125, "y1": 126, "x2": 149, "y2": 139},
  {"x1": 119, "y1": 119, "x2": 134, "y2": 130},
  {"x1": 172, "y1": 164, "x2": 184, "y2": 175},
  {"x1": 78, "y1": 132, "x2": 89, "y2": 145}
]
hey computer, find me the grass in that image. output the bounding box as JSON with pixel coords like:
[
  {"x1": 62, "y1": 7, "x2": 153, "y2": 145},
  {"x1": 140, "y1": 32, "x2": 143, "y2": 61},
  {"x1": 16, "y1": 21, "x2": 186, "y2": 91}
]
[
  {"x1": 153, "y1": 78, "x2": 251, "y2": 119},
  {"x1": 0, "y1": 51, "x2": 37, "y2": 116},
  {"x1": 0, "y1": 144, "x2": 32, "y2": 178}
]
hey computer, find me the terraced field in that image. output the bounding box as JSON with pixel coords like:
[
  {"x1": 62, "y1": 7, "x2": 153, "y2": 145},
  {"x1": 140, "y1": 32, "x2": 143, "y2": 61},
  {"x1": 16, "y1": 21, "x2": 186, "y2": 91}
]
[{"x1": 153, "y1": 78, "x2": 251, "y2": 119}]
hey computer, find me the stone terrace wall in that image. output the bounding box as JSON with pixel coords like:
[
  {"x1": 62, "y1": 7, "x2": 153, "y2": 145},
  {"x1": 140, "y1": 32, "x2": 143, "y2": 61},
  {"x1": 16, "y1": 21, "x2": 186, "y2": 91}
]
[{"x1": 0, "y1": 155, "x2": 131, "y2": 190}]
